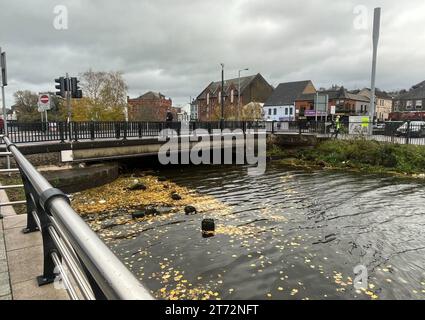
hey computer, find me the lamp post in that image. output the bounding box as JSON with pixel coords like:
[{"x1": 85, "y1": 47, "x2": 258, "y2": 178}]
[
  {"x1": 370, "y1": 7, "x2": 381, "y2": 132},
  {"x1": 220, "y1": 63, "x2": 224, "y2": 129},
  {"x1": 238, "y1": 68, "x2": 249, "y2": 121}
]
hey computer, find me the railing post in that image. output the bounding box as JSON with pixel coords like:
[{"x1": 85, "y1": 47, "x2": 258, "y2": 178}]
[
  {"x1": 73, "y1": 122, "x2": 79, "y2": 142},
  {"x1": 59, "y1": 122, "x2": 65, "y2": 143},
  {"x1": 115, "y1": 122, "x2": 120, "y2": 139},
  {"x1": 138, "y1": 122, "x2": 142, "y2": 138},
  {"x1": 123, "y1": 121, "x2": 128, "y2": 140},
  {"x1": 37, "y1": 211, "x2": 60, "y2": 286},
  {"x1": 21, "y1": 174, "x2": 39, "y2": 234},
  {"x1": 90, "y1": 121, "x2": 95, "y2": 140},
  {"x1": 406, "y1": 120, "x2": 411, "y2": 145}
]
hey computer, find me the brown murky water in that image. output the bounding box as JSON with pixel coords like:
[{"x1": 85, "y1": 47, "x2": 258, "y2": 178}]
[{"x1": 81, "y1": 164, "x2": 425, "y2": 300}]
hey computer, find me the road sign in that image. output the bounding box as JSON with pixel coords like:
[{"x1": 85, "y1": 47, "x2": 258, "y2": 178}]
[
  {"x1": 330, "y1": 105, "x2": 336, "y2": 115},
  {"x1": 38, "y1": 93, "x2": 51, "y2": 112}
]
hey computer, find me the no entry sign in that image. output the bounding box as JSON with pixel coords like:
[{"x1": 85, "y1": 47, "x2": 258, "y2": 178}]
[{"x1": 38, "y1": 93, "x2": 51, "y2": 112}]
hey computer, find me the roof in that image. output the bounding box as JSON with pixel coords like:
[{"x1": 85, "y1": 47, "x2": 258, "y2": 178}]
[
  {"x1": 357, "y1": 88, "x2": 392, "y2": 100},
  {"x1": 197, "y1": 74, "x2": 260, "y2": 100},
  {"x1": 264, "y1": 80, "x2": 313, "y2": 106},
  {"x1": 397, "y1": 81, "x2": 425, "y2": 100},
  {"x1": 137, "y1": 91, "x2": 166, "y2": 100},
  {"x1": 319, "y1": 87, "x2": 370, "y2": 102}
]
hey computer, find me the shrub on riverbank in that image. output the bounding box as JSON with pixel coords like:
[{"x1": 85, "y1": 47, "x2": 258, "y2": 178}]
[{"x1": 287, "y1": 139, "x2": 425, "y2": 174}]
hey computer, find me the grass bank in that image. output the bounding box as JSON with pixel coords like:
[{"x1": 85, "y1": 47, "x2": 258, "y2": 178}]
[
  {"x1": 0, "y1": 174, "x2": 26, "y2": 215},
  {"x1": 269, "y1": 139, "x2": 425, "y2": 176}
]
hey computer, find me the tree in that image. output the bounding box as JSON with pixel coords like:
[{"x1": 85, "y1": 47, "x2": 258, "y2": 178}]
[
  {"x1": 13, "y1": 90, "x2": 39, "y2": 121},
  {"x1": 73, "y1": 69, "x2": 128, "y2": 121}
]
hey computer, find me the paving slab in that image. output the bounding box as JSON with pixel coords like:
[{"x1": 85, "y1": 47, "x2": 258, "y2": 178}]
[
  {"x1": 3, "y1": 215, "x2": 27, "y2": 230},
  {"x1": 4, "y1": 226, "x2": 41, "y2": 252},
  {"x1": 0, "y1": 259, "x2": 7, "y2": 274},
  {"x1": 7, "y1": 245, "x2": 43, "y2": 285},
  {"x1": 0, "y1": 271, "x2": 11, "y2": 297},
  {"x1": 0, "y1": 190, "x2": 16, "y2": 217},
  {"x1": 13, "y1": 279, "x2": 68, "y2": 300}
]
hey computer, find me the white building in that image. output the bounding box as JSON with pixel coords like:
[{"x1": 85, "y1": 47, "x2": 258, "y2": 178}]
[{"x1": 263, "y1": 80, "x2": 316, "y2": 121}]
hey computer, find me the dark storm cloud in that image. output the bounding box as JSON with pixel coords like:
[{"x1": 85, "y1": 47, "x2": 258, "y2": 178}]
[{"x1": 1, "y1": 0, "x2": 425, "y2": 106}]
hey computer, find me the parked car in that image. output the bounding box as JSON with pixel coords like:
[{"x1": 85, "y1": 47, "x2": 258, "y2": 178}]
[
  {"x1": 396, "y1": 121, "x2": 425, "y2": 137},
  {"x1": 373, "y1": 123, "x2": 385, "y2": 135}
]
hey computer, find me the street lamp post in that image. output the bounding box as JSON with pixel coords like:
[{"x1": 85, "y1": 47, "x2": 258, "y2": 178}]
[
  {"x1": 370, "y1": 7, "x2": 381, "y2": 133},
  {"x1": 238, "y1": 68, "x2": 249, "y2": 121},
  {"x1": 220, "y1": 63, "x2": 225, "y2": 129}
]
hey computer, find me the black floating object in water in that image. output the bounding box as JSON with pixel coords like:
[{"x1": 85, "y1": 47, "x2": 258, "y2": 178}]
[
  {"x1": 128, "y1": 182, "x2": 147, "y2": 191},
  {"x1": 202, "y1": 218, "x2": 215, "y2": 238},
  {"x1": 171, "y1": 192, "x2": 182, "y2": 201},
  {"x1": 146, "y1": 207, "x2": 160, "y2": 216},
  {"x1": 131, "y1": 211, "x2": 146, "y2": 219},
  {"x1": 185, "y1": 206, "x2": 197, "y2": 215}
]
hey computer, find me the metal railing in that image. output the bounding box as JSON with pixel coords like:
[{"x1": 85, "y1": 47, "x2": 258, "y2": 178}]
[
  {"x1": 0, "y1": 135, "x2": 154, "y2": 300},
  {"x1": 3, "y1": 120, "x2": 424, "y2": 146},
  {"x1": 3, "y1": 121, "x2": 267, "y2": 143}
]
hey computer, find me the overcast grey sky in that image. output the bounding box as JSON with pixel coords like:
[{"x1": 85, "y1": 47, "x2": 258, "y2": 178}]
[{"x1": 1, "y1": 0, "x2": 424, "y2": 107}]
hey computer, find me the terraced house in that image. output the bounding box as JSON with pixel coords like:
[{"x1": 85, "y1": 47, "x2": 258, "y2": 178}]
[
  {"x1": 393, "y1": 81, "x2": 425, "y2": 112},
  {"x1": 320, "y1": 86, "x2": 370, "y2": 119}
]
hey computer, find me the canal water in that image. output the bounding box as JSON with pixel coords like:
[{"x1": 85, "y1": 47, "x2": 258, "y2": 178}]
[{"x1": 97, "y1": 164, "x2": 425, "y2": 300}]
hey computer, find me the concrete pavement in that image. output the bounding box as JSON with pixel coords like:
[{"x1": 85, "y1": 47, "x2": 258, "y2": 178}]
[{"x1": 0, "y1": 187, "x2": 68, "y2": 300}]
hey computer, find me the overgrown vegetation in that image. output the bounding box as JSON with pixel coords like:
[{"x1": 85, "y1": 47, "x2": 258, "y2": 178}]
[
  {"x1": 0, "y1": 174, "x2": 26, "y2": 215},
  {"x1": 272, "y1": 139, "x2": 425, "y2": 175}
]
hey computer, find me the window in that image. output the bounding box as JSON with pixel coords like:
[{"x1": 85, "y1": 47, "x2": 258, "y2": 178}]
[
  {"x1": 230, "y1": 90, "x2": 234, "y2": 103},
  {"x1": 206, "y1": 93, "x2": 210, "y2": 106},
  {"x1": 406, "y1": 100, "x2": 413, "y2": 110},
  {"x1": 289, "y1": 108, "x2": 293, "y2": 115},
  {"x1": 273, "y1": 108, "x2": 277, "y2": 115},
  {"x1": 268, "y1": 108, "x2": 272, "y2": 115},
  {"x1": 394, "y1": 100, "x2": 400, "y2": 111},
  {"x1": 218, "y1": 92, "x2": 221, "y2": 103},
  {"x1": 285, "y1": 108, "x2": 288, "y2": 115},
  {"x1": 416, "y1": 100, "x2": 422, "y2": 109}
]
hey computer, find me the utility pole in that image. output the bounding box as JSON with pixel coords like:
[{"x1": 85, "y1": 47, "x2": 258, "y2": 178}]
[
  {"x1": 238, "y1": 68, "x2": 249, "y2": 121},
  {"x1": 370, "y1": 7, "x2": 381, "y2": 132},
  {"x1": 0, "y1": 47, "x2": 8, "y2": 136},
  {"x1": 66, "y1": 73, "x2": 71, "y2": 123},
  {"x1": 220, "y1": 63, "x2": 225, "y2": 129}
]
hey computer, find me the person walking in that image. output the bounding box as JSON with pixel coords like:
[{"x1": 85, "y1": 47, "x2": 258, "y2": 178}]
[{"x1": 334, "y1": 115, "x2": 341, "y2": 139}]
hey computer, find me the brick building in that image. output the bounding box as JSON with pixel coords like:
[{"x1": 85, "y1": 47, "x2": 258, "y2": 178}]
[
  {"x1": 127, "y1": 91, "x2": 172, "y2": 121},
  {"x1": 195, "y1": 73, "x2": 273, "y2": 121}
]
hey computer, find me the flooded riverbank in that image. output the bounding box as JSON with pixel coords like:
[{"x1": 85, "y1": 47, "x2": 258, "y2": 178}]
[{"x1": 73, "y1": 163, "x2": 425, "y2": 300}]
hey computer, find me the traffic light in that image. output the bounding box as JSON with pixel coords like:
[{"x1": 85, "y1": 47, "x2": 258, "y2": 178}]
[
  {"x1": 55, "y1": 77, "x2": 66, "y2": 98},
  {"x1": 70, "y1": 77, "x2": 83, "y2": 99}
]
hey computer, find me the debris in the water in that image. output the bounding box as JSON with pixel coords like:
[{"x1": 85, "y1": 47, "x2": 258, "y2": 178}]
[
  {"x1": 171, "y1": 192, "x2": 182, "y2": 201},
  {"x1": 128, "y1": 181, "x2": 147, "y2": 191},
  {"x1": 185, "y1": 206, "x2": 197, "y2": 215},
  {"x1": 202, "y1": 219, "x2": 215, "y2": 238}
]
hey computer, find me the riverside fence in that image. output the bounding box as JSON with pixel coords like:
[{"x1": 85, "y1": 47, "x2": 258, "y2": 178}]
[
  {"x1": 0, "y1": 120, "x2": 424, "y2": 146},
  {"x1": 0, "y1": 135, "x2": 154, "y2": 300}
]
